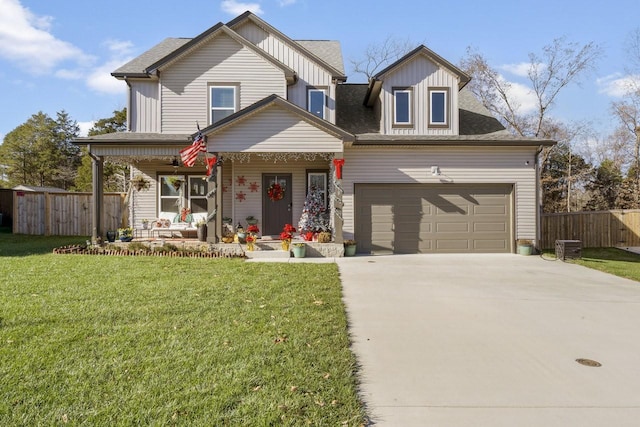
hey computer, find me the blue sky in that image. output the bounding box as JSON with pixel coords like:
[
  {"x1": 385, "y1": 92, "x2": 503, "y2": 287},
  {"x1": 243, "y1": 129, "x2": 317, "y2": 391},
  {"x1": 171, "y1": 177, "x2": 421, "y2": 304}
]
[{"x1": 1, "y1": 0, "x2": 638, "y2": 141}]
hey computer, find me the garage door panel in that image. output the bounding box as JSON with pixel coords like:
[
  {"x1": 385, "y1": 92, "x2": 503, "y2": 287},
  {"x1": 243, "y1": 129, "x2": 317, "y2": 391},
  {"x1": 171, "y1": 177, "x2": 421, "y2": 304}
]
[
  {"x1": 355, "y1": 184, "x2": 512, "y2": 254},
  {"x1": 474, "y1": 222, "x2": 507, "y2": 232},
  {"x1": 474, "y1": 205, "x2": 507, "y2": 215},
  {"x1": 436, "y1": 239, "x2": 470, "y2": 250},
  {"x1": 436, "y1": 222, "x2": 469, "y2": 233}
]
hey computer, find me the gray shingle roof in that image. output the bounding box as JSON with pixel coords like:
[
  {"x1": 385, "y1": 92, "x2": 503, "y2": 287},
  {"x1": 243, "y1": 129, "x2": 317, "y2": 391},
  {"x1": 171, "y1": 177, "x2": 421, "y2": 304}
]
[
  {"x1": 295, "y1": 40, "x2": 345, "y2": 75},
  {"x1": 336, "y1": 84, "x2": 553, "y2": 145},
  {"x1": 113, "y1": 38, "x2": 191, "y2": 76},
  {"x1": 75, "y1": 133, "x2": 191, "y2": 143}
]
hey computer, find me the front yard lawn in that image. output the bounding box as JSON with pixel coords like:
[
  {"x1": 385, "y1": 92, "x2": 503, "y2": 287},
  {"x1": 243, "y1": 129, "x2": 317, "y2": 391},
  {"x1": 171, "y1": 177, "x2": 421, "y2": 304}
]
[
  {"x1": 0, "y1": 235, "x2": 365, "y2": 425},
  {"x1": 572, "y1": 247, "x2": 640, "y2": 282}
]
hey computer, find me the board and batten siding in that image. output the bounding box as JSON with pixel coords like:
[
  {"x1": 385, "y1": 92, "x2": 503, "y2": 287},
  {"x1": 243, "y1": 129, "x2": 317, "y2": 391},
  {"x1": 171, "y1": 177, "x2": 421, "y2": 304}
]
[
  {"x1": 342, "y1": 146, "x2": 538, "y2": 241},
  {"x1": 381, "y1": 55, "x2": 459, "y2": 135},
  {"x1": 161, "y1": 33, "x2": 286, "y2": 133},
  {"x1": 130, "y1": 80, "x2": 160, "y2": 132},
  {"x1": 210, "y1": 107, "x2": 343, "y2": 152},
  {"x1": 234, "y1": 21, "x2": 337, "y2": 124}
]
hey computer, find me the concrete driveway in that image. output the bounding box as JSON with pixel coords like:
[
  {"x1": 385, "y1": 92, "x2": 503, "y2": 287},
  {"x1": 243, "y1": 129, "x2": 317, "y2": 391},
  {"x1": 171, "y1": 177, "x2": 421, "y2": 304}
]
[{"x1": 337, "y1": 254, "x2": 640, "y2": 426}]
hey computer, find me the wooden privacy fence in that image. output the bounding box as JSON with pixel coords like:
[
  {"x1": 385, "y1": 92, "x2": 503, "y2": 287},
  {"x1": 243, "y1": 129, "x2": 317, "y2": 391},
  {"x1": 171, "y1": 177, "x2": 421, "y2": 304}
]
[
  {"x1": 541, "y1": 210, "x2": 640, "y2": 249},
  {"x1": 13, "y1": 191, "x2": 126, "y2": 236}
]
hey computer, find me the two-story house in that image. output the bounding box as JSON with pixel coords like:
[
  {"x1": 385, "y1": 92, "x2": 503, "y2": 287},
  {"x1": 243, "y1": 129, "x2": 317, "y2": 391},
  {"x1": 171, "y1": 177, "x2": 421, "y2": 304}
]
[{"x1": 77, "y1": 11, "x2": 554, "y2": 254}]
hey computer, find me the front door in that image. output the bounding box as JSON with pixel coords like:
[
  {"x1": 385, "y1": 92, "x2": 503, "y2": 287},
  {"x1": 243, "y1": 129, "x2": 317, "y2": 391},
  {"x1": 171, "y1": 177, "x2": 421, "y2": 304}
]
[{"x1": 262, "y1": 174, "x2": 292, "y2": 235}]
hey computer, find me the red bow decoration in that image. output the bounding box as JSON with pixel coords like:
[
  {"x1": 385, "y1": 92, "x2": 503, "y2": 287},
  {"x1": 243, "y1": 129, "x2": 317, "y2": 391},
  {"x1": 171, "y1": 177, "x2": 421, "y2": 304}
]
[
  {"x1": 333, "y1": 158, "x2": 345, "y2": 179},
  {"x1": 206, "y1": 156, "x2": 217, "y2": 177}
]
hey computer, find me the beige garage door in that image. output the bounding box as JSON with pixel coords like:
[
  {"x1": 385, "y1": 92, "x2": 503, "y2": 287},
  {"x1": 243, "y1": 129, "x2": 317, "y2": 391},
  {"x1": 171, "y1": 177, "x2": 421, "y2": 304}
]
[{"x1": 355, "y1": 184, "x2": 513, "y2": 254}]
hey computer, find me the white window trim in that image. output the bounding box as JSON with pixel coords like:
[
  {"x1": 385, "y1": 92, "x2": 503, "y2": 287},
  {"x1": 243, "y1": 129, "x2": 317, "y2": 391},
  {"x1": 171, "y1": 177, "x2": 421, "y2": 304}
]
[
  {"x1": 307, "y1": 88, "x2": 326, "y2": 119},
  {"x1": 210, "y1": 85, "x2": 237, "y2": 124},
  {"x1": 188, "y1": 175, "x2": 208, "y2": 214},
  {"x1": 158, "y1": 174, "x2": 185, "y2": 214},
  {"x1": 393, "y1": 88, "x2": 413, "y2": 127},
  {"x1": 307, "y1": 171, "x2": 328, "y2": 208},
  {"x1": 429, "y1": 88, "x2": 449, "y2": 127}
]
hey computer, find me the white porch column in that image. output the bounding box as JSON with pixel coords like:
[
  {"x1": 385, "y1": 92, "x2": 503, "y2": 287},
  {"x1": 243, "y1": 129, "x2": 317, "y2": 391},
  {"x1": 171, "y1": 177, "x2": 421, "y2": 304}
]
[{"x1": 332, "y1": 153, "x2": 344, "y2": 244}]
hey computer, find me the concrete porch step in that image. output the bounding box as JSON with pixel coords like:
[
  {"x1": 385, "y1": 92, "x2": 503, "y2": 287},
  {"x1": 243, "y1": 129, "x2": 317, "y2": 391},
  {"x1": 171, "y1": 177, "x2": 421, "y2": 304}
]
[{"x1": 244, "y1": 249, "x2": 290, "y2": 259}]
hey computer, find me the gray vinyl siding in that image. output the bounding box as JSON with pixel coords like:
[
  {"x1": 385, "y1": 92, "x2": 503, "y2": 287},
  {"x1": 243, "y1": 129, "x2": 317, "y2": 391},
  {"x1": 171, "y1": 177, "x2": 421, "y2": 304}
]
[
  {"x1": 342, "y1": 146, "x2": 537, "y2": 242},
  {"x1": 210, "y1": 107, "x2": 343, "y2": 152},
  {"x1": 381, "y1": 55, "x2": 459, "y2": 135},
  {"x1": 234, "y1": 21, "x2": 337, "y2": 124},
  {"x1": 130, "y1": 81, "x2": 160, "y2": 132},
  {"x1": 160, "y1": 33, "x2": 286, "y2": 133}
]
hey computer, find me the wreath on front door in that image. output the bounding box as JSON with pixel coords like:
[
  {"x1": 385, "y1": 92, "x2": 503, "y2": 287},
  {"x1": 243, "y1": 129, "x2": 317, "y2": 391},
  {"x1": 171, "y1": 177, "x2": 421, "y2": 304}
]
[{"x1": 267, "y1": 182, "x2": 285, "y2": 201}]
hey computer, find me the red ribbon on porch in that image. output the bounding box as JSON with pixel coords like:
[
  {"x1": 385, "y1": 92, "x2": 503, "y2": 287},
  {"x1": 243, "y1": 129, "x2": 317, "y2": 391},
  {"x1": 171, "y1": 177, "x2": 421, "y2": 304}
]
[
  {"x1": 206, "y1": 156, "x2": 217, "y2": 177},
  {"x1": 333, "y1": 158, "x2": 345, "y2": 179}
]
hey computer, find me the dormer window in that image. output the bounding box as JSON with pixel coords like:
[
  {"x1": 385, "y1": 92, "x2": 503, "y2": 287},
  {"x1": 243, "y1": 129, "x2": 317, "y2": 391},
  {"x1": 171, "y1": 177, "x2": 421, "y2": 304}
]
[
  {"x1": 210, "y1": 85, "x2": 237, "y2": 124},
  {"x1": 429, "y1": 87, "x2": 449, "y2": 128},
  {"x1": 307, "y1": 87, "x2": 326, "y2": 119},
  {"x1": 393, "y1": 87, "x2": 413, "y2": 127}
]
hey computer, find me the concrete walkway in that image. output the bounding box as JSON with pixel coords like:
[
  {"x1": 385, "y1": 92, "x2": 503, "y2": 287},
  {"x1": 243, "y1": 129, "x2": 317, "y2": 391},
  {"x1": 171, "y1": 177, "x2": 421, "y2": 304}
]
[{"x1": 337, "y1": 254, "x2": 640, "y2": 426}]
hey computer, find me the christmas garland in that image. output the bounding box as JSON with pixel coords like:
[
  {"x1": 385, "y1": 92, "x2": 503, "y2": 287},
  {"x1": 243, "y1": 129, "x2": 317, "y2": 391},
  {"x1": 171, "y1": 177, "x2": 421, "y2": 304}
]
[{"x1": 267, "y1": 183, "x2": 285, "y2": 201}]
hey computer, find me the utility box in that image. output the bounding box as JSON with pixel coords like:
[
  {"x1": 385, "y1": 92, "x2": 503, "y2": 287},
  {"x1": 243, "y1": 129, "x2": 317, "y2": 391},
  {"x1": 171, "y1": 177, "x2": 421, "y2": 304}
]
[{"x1": 555, "y1": 240, "x2": 582, "y2": 261}]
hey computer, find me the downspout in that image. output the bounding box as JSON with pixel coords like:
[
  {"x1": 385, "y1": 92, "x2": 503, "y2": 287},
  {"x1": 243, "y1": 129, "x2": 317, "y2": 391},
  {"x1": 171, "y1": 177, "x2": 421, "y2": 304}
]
[
  {"x1": 125, "y1": 79, "x2": 132, "y2": 131},
  {"x1": 535, "y1": 145, "x2": 544, "y2": 250}
]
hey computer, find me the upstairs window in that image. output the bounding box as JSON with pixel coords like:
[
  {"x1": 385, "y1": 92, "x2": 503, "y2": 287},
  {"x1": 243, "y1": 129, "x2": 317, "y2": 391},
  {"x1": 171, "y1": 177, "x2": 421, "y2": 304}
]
[
  {"x1": 210, "y1": 85, "x2": 236, "y2": 124},
  {"x1": 429, "y1": 88, "x2": 449, "y2": 127},
  {"x1": 307, "y1": 88, "x2": 326, "y2": 119},
  {"x1": 393, "y1": 87, "x2": 412, "y2": 127}
]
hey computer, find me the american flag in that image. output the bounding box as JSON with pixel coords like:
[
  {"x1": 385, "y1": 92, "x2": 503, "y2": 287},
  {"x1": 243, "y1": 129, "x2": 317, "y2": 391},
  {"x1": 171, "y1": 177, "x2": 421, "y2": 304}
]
[{"x1": 180, "y1": 130, "x2": 206, "y2": 167}]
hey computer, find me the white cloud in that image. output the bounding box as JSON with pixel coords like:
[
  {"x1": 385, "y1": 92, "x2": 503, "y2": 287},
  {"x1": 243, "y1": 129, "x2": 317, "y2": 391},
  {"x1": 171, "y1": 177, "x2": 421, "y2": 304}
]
[
  {"x1": 77, "y1": 121, "x2": 95, "y2": 137},
  {"x1": 279, "y1": 0, "x2": 296, "y2": 5},
  {"x1": 499, "y1": 62, "x2": 531, "y2": 78},
  {"x1": 596, "y1": 72, "x2": 640, "y2": 97},
  {"x1": 85, "y1": 39, "x2": 133, "y2": 95},
  {"x1": 221, "y1": 0, "x2": 263, "y2": 15},
  {"x1": 0, "y1": 0, "x2": 91, "y2": 73},
  {"x1": 86, "y1": 58, "x2": 129, "y2": 95},
  {"x1": 499, "y1": 77, "x2": 538, "y2": 115}
]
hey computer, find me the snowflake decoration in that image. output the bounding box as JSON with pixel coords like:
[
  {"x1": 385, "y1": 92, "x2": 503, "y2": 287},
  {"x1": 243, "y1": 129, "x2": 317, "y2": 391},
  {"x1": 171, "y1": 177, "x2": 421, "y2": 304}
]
[
  {"x1": 222, "y1": 184, "x2": 228, "y2": 193},
  {"x1": 249, "y1": 182, "x2": 259, "y2": 192},
  {"x1": 236, "y1": 175, "x2": 246, "y2": 186},
  {"x1": 235, "y1": 191, "x2": 246, "y2": 202}
]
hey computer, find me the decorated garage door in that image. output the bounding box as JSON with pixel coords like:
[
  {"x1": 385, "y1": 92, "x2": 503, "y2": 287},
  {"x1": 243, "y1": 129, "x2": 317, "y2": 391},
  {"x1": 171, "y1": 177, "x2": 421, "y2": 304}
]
[{"x1": 355, "y1": 184, "x2": 513, "y2": 254}]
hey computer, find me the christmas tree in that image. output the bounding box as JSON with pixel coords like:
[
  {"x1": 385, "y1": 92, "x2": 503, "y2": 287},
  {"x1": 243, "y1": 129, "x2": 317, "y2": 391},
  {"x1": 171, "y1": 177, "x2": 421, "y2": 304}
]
[{"x1": 298, "y1": 186, "x2": 330, "y2": 235}]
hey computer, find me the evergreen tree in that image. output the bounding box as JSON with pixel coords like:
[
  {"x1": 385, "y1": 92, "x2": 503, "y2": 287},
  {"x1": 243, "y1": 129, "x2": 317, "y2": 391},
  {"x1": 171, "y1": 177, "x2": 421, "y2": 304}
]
[
  {"x1": 298, "y1": 186, "x2": 330, "y2": 234},
  {"x1": 75, "y1": 108, "x2": 128, "y2": 192}
]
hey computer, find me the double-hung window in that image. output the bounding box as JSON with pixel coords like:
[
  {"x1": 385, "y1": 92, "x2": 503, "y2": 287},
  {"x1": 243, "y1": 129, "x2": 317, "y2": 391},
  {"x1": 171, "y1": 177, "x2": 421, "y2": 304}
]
[
  {"x1": 158, "y1": 175, "x2": 207, "y2": 215},
  {"x1": 393, "y1": 87, "x2": 412, "y2": 127},
  {"x1": 307, "y1": 88, "x2": 326, "y2": 119},
  {"x1": 428, "y1": 87, "x2": 449, "y2": 127},
  {"x1": 210, "y1": 85, "x2": 236, "y2": 124}
]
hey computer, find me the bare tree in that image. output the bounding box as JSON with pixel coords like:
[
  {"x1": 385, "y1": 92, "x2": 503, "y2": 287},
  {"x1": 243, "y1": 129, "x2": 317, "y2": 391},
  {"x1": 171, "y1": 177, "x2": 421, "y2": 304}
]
[
  {"x1": 350, "y1": 35, "x2": 417, "y2": 79},
  {"x1": 460, "y1": 37, "x2": 602, "y2": 139}
]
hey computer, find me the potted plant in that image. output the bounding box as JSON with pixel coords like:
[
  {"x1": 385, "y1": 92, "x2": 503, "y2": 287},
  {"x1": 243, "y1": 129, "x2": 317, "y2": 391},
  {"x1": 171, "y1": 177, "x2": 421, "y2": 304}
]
[
  {"x1": 517, "y1": 239, "x2": 533, "y2": 256},
  {"x1": 318, "y1": 231, "x2": 332, "y2": 243},
  {"x1": 106, "y1": 230, "x2": 117, "y2": 242},
  {"x1": 166, "y1": 176, "x2": 184, "y2": 191},
  {"x1": 279, "y1": 223, "x2": 296, "y2": 251},
  {"x1": 141, "y1": 218, "x2": 149, "y2": 230},
  {"x1": 131, "y1": 174, "x2": 150, "y2": 192},
  {"x1": 292, "y1": 242, "x2": 306, "y2": 258},
  {"x1": 245, "y1": 235, "x2": 256, "y2": 251},
  {"x1": 118, "y1": 227, "x2": 133, "y2": 242},
  {"x1": 196, "y1": 219, "x2": 207, "y2": 242},
  {"x1": 344, "y1": 239, "x2": 357, "y2": 257}
]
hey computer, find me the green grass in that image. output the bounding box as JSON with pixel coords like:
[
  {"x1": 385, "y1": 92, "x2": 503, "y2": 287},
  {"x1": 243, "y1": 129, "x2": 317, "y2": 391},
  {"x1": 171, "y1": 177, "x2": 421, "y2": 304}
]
[
  {"x1": 0, "y1": 234, "x2": 365, "y2": 425},
  {"x1": 570, "y1": 247, "x2": 640, "y2": 282}
]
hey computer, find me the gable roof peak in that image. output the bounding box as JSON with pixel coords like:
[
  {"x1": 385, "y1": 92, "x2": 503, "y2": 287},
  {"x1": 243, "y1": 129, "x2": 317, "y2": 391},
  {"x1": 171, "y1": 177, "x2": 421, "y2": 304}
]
[
  {"x1": 374, "y1": 44, "x2": 471, "y2": 89},
  {"x1": 226, "y1": 11, "x2": 347, "y2": 81}
]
